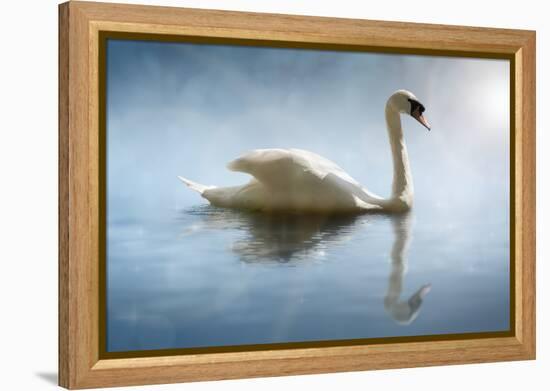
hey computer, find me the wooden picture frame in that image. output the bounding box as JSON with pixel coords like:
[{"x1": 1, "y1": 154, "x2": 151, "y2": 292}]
[{"x1": 59, "y1": 1, "x2": 536, "y2": 389}]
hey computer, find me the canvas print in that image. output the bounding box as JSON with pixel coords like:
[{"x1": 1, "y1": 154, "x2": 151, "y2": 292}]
[{"x1": 105, "y1": 38, "x2": 510, "y2": 353}]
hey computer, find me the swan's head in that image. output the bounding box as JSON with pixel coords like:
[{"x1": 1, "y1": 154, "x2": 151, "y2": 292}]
[
  {"x1": 388, "y1": 90, "x2": 431, "y2": 130},
  {"x1": 385, "y1": 283, "x2": 432, "y2": 325}
]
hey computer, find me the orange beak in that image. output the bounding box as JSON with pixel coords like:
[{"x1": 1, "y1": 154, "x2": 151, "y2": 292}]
[{"x1": 412, "y1": 109, "x2": 431, "y2": 131}]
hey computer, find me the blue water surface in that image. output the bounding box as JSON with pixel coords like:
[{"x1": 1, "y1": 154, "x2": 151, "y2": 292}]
[{"x1": 106, "y1": 202, "x2": 509, "y2": 352}]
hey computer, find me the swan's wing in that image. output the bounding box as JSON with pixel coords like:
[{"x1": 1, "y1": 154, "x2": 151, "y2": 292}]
[
  {"x1": 289, "y1": 149, "x2": 360, "y2": 184},
  {"x1": 290, "y1": 149, "x2": 384, "y2": 202},
  {"x1": 322, "y1": 172, "x2": 383, "y2": 211},
  {"x1": 227, "y1": 148, "x2": 382, "y2": 200},
  {"x1": 227, "y1": 148, "x2": 352, "y2": 183},
  {"x1": 227, "y1": 149, "x2": 300, "y2": 190}
]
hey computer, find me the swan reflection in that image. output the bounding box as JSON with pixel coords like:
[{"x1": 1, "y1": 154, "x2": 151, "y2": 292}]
[
  {"x1": 182, "y1": 206, "x2": 363, "y2": 263},
  {"x1": 179, "y1": 206, "x2": 431, "y2": 325},
  {"x1": 385, "y1": 213, "x2": 432, "y2": 325}
]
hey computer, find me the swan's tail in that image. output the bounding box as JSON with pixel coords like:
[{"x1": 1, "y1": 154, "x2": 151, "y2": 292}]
[{"x1": 177, "y1": 176, "x2": 215, "y2": 195}]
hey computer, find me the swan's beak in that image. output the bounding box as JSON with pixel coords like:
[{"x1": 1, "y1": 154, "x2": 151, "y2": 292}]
[
  {"x1": 418, "y1": 284, "x2": 432, "y2": 299},
  {"x1": 413, "y1": 111, "x2": 431, "y2": 131}
]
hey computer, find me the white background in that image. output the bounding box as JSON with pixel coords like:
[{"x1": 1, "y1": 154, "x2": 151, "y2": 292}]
[{"x1": 0, "y1": 0, "x2": 546, "y2": 389}]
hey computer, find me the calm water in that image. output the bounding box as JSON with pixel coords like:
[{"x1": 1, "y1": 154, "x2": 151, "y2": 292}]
[
  {"x1": 106, "y1": 203, "x2": 509, "y2": 352},
  {"x1": 105, "y1": 40, "x2": 510, "y2": 353}
]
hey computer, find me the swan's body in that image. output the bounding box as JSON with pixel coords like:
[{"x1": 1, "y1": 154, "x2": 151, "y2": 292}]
[
  {"x1": 181, "y1": 148, "x2": 386, "y2": 212},
  {"x1": 179, "y1": 90, "x2": 430, "y2": 213}
]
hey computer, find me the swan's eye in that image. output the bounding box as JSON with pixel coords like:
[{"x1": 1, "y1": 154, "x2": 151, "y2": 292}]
[{"x1": 408, "y1": 98, "x2": 425, "y2": 115}]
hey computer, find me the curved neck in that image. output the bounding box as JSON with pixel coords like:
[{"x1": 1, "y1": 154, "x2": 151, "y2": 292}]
[
  {"x1": 384, "y1": 214, "x2": 412, "y2": 323},
  {"x1": 385, "y1": 104, "x2": 413, "y2": 209},
  {"x1": 384, "y1": 214, "x2": 430, "y2": 325}
]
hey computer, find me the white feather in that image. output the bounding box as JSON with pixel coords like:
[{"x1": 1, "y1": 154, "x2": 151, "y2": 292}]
[{"x1": 178, "y1": 90, "x2": 427, "y2": 213}]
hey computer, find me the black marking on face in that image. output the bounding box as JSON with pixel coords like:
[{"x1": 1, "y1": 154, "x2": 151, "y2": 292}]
[{"x1": 408, "y1": 98, "x2": 425, "y2": 115}]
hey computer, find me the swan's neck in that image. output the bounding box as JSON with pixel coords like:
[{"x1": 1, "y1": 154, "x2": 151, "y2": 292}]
[
  {"x1": 384, "y1": 214, "x2": 412, "y2": 322},
  {"x1": 385, "y1": 105, "x2": 413, "y2": 210}
]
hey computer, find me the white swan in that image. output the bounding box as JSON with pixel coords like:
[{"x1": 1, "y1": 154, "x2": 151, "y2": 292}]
[{"x1": 179, "y1": 90, "x2": 430, "y2": 213}]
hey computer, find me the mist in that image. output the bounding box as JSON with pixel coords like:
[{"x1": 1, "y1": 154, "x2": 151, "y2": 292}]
[
  {"x1": 106, "y1": 39, "x2": 509, "y2": 223},
  {"x1": 105, "y1": 40, "x2": 511, "y2": 350}
]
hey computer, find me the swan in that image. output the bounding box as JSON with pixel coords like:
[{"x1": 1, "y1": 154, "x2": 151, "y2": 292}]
[{"x1": 178, "y1": 90, "x2": 430, "y2": 213}]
